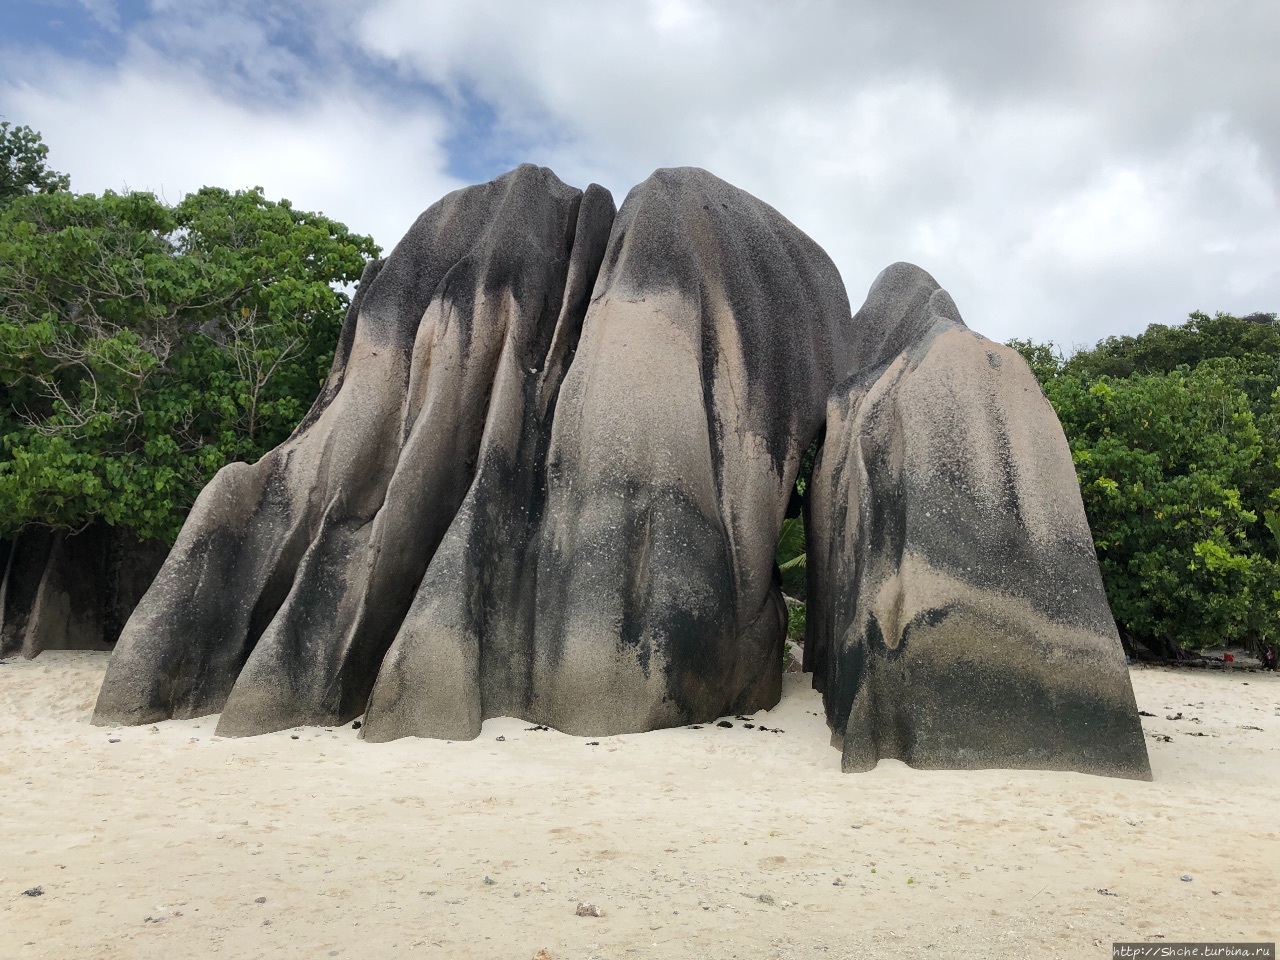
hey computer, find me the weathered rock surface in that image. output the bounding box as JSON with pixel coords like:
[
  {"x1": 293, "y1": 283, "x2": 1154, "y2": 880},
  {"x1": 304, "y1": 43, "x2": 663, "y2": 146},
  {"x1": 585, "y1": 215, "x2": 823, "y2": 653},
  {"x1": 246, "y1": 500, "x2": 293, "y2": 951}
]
[
  {"x1": 362, "y1": 167, "x2": 851, "y2": 741},
  {"x1": 0, "y1": 524, "x2": 166, "y2": 659},
  {"x1": 89, "y1": 165, "x2": 1150, "y2": 780},
  {"x1": 96, "y1": 164, "x2": 609, "y2": 731},
  {"x1": 804, "y1": 263, "x2": 1151, "y2": 779},
  {"x1": 212, "y1": 170, "x2": 616, "y2": 737}
]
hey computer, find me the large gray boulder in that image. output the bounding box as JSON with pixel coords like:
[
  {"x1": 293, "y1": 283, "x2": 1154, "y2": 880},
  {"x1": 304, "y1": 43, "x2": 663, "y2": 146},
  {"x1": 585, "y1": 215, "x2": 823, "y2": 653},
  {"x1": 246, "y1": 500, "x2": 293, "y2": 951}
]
[
  {"x1": 95, "y1": 164, "x2": 611, "y2": 730},
  {"x1": 804, "y1": 263, "x2": 1151, "y2": 779},
  {"x1": 362, "y1": 167, "x2": 852, "y2": 740}
]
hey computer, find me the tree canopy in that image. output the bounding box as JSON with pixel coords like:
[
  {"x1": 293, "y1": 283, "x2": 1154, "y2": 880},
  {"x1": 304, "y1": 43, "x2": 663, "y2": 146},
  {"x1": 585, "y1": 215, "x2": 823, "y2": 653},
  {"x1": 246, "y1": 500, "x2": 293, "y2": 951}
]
[
  {"x1": 1009, "y1": 312, "x2": 1280, "y2": 656},
  {"x1": 1, "y1": 120, "x2": 70, "y2": 203},
  {"x1": 0, "y1": 176, "x2": 379, "y2": 542}
]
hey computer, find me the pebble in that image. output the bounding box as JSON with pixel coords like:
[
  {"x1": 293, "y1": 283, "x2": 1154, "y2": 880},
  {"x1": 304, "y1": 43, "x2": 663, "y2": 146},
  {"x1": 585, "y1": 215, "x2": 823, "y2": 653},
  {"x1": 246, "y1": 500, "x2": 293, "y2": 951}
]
[
  {"x1": 717, "y1": 720, "x2": 733, "y2": 729},
  {"x1": 351, "y1": 720, "x2": 362, "y2": 730},
  {"x1": 575, "y1": 901, "x2": 605, "y2": 917},
  {"x1": 484, "y1": 876, "x2": 496, "y2": 886},
  {"x1": 108, "y1": 738, "x2": 121, "y2": 743},
  {"x1": 1181, "y1": 875, "x2": 1193, "y2": 882},
  {"x1": 255, "y1": 896, "x2": 267, "y2": 903},
  {"x1": 22, "y1": 887, "x2": 43, "y2": 897}
]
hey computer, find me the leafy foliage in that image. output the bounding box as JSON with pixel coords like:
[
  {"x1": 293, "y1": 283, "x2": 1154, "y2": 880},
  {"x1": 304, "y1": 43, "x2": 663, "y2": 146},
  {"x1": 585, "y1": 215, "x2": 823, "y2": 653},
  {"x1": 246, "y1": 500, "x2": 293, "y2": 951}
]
[
  {"x1": 1004, "y1": 338, "x2": 1063, "y2": 385},
  {"x1": 775, "y1": 435, "x2": 821, "y2": 640},
  {"x1": 1011, "y1": 313, "x2": 1280, "y2": 654},
  {"x1": 775, "y1": 516, "x2": 807, "y2": 601},
  {"x1": 1062, "y1": 310, "x2": 1280, "y2": 382},
  {"x1": 776, "y1": 515, "x2": 808, "y2": 642},
  {"x1": 0, "y1": 185, "x2": 379, "y2": 542},
  {"x1": 1, "y1": 121, "x2": 70, "y2": 203}
]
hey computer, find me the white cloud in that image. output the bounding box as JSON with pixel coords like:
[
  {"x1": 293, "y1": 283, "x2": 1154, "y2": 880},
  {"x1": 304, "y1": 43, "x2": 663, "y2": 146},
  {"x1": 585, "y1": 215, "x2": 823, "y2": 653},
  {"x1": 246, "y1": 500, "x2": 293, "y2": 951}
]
[
  {"x1": 349, "y1": 0, "x2": 1280, "y2": 345},
  {"x1": 3, "y1": 0, "x2": 1277, "y2": 347},
  {"x1": 1, "y1": 48, "x2": 463, "y2": 257}
]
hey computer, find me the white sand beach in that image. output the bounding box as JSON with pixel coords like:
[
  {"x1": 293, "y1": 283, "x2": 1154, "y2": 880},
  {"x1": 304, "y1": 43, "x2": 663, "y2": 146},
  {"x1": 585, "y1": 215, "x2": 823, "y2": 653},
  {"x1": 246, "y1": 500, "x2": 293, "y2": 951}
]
[{"x1": 1, "y1": 652, "x2": 1277, "y2": 959}]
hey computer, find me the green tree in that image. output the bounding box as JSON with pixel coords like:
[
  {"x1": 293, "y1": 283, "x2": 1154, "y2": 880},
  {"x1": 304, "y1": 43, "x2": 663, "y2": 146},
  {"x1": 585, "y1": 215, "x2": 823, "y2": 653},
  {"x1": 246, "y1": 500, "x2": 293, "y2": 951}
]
[
  {"x1": 775, "y1": 436, "x2": 821, "y2": 643},
  {"x1": 1048, "y1": 367, "x2": 1272, "y2": 652},
  {"x1": 1012, "y1": 313, "x2": 1280, "y2": 656},
  {"x1": 1063, "y1": 311, "x2": 1280, "y2": 384},
  {"x1": 0, "y1": 121, "x2": 70, "y2": 203},
  {"x1": 0, "y1": 185, "x2": 379, "y2": 542},
  {"x1": 775, "y1": 515, "x2": 807, "y2": 641},
  {"x1": 1005, "y1": 337, "x2": 1063, "y2": 386}
]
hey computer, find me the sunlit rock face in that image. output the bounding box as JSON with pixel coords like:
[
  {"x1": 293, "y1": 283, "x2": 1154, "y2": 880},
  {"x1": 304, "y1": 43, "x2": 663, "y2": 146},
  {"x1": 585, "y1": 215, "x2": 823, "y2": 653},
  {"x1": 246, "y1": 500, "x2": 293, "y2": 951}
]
[{"x1": 92, "y1": 167, "x2": 1150, "y2": 781}]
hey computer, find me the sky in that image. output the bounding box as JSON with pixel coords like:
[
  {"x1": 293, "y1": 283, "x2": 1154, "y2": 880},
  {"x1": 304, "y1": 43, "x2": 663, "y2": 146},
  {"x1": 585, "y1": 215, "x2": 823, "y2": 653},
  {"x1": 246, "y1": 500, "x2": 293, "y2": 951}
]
[{"x1": 1, "y1": 0, "x2": 1277, "y2": 350}]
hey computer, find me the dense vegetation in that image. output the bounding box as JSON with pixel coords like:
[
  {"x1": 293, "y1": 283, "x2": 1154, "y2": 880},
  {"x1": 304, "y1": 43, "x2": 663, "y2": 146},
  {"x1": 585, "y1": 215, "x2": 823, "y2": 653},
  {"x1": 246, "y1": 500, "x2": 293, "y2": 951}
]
[
  {"x1": 1, "y1": 120, "x2": 70, "y2": 202},
  {"x1": 0, "y1": 123, "x2": 379, "y2": 542},
  {"x1": 1010, "y1": 312, "x2": 1280, "y2": 657}
]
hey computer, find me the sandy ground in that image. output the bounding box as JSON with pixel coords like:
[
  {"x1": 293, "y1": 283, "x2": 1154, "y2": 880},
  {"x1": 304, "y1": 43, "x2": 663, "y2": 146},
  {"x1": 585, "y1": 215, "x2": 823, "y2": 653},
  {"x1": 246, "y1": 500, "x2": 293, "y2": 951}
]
[{"x1": 1, "y1": 653, "x2": 1277, "y2": 960}]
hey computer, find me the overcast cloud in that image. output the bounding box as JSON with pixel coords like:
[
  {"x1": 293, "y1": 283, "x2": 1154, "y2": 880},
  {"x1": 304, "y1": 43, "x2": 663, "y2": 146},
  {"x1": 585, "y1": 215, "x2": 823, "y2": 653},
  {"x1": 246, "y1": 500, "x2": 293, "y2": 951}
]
[{"x1": 1, "y1": 0, "x2": 1276, "y2": 348}]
